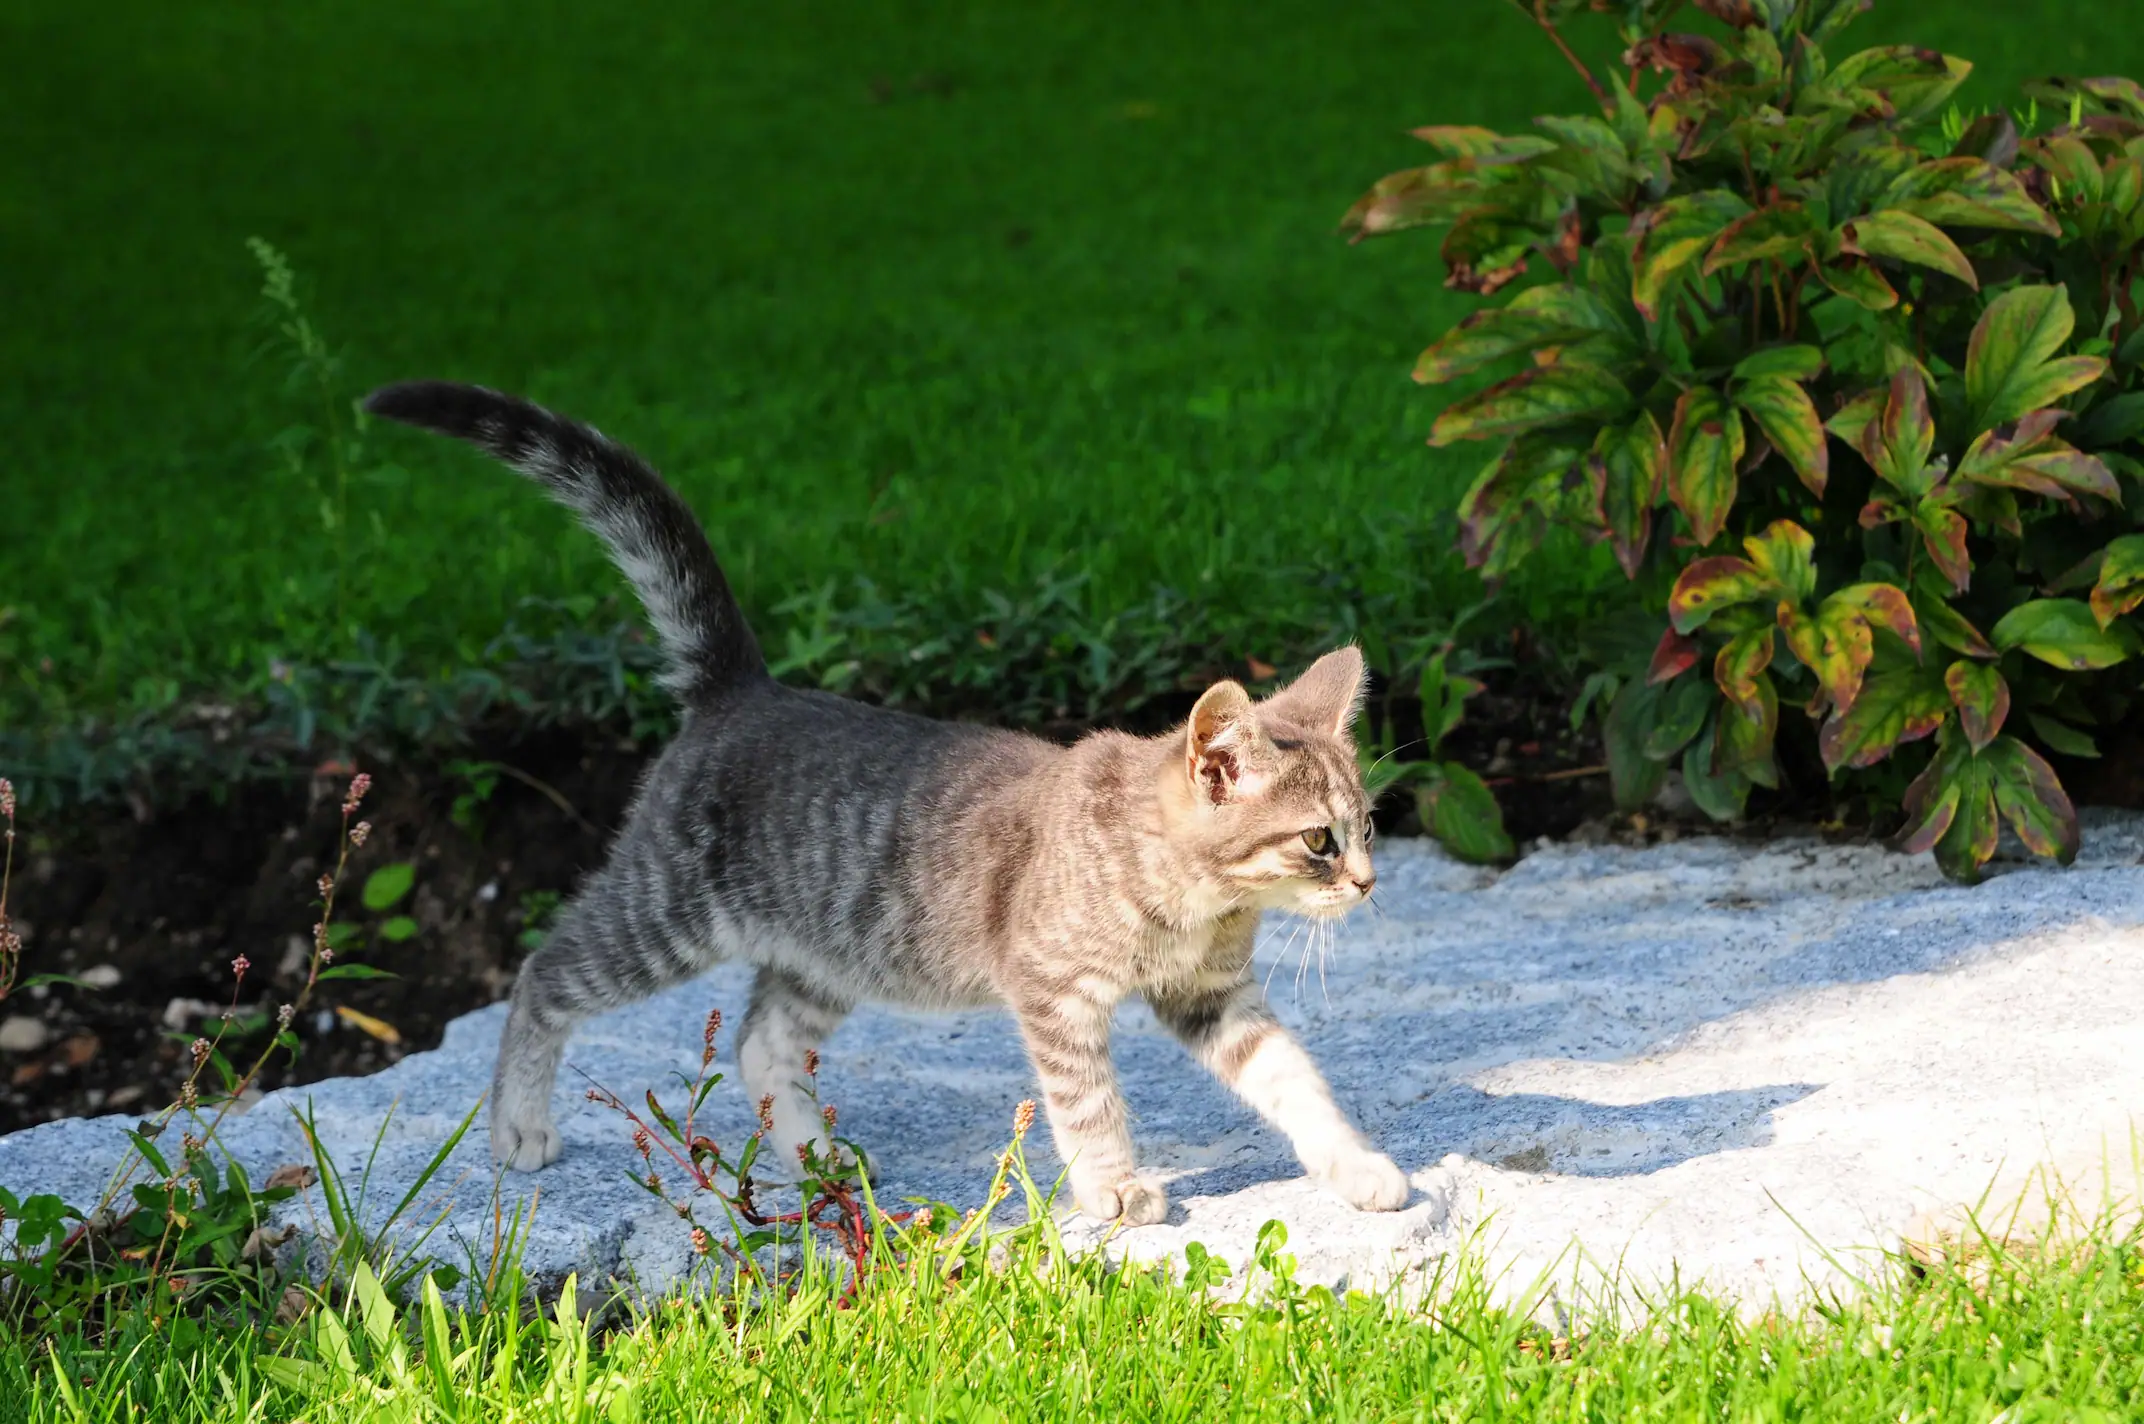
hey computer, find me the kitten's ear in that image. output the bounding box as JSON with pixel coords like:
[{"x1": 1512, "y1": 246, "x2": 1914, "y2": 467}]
[
  {"x1": 1264, "y1": 646, "x2": 1367, "y2": 739},
  {"x1": 1186, "y1": 680, "x2": 1266, "y2": 805}
]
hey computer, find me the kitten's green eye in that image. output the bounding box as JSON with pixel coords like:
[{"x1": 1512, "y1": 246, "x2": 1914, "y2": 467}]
[{"x1": 1302, "y1": 826, "x2": 1337, "y2": 857}]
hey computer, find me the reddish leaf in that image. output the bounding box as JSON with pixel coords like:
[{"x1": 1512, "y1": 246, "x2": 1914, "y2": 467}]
[
  {"x1": 1669, "y1": 556, "x2": 1770, "y2": 634},
  {"x1": 1649, "y1": 628, "x2": 1701, "y2": 686},
  {"x1": 1944, "y1": 660, "x2": 2009, "y2": 752},
  {"x1": 1667, "y1": 386, "x2": 1746, "y2": 546}
]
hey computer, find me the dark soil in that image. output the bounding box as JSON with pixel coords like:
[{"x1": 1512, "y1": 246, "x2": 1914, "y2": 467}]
[{"x1": 1, "y1": 729, "x2": 646, "y2": 1135}]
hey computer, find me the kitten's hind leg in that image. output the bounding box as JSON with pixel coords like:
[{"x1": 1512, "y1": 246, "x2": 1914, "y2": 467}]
[
  {"x1": 492, "y1": 887, "x2": 716, "y2": 1172},
  {"x1": 738, "y1": 969, "x2": 852, "y2": 1181}
]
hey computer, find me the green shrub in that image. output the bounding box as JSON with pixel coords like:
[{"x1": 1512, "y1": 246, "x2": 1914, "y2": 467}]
[{"x1": 1347, "y1": 0, "x2": 2144, "y2": 880}]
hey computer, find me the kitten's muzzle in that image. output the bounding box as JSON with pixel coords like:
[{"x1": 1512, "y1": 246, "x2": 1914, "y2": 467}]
[{"x1": 1348, "y1": 873, "x2": 1375, "y2": 898}]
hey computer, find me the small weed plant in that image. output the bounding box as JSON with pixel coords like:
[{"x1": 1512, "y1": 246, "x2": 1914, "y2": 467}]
[
  {"x1": 1351, "y1": 0, "x2": 2144, "y2": 878},
  {"x1": 0, "y1": 773, "x2": 481, "y2": 1341}
]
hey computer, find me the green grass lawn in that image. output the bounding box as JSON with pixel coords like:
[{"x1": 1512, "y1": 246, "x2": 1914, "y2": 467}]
[
  {"x1": 5, "y1": 1205, "x2": 2142, "y2": 1423},
  {"x1": 9, "y1": 0, "x2": 2144, "y2": 748}
]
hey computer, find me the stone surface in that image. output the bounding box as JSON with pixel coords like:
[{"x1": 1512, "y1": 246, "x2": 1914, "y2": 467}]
[{"x1": 5, "y1": 815, "x2": 2143, "y2": 1313}]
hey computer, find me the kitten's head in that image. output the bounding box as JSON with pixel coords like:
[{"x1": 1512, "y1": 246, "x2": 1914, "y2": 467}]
[{"x1": 1177, "y1": 647, "x2": 1376, "y2": 919}]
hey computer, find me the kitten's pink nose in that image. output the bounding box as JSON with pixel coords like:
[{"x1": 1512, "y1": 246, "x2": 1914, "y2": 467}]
[{"x1": 1349, "y1": 873, "x2": 1375, "y2": 897}]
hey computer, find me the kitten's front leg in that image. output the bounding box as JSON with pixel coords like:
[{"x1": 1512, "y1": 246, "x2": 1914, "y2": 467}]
[
  {"x1": 1150, "y1": 977, "x2": 1408, "y2": 1211},
  {"x1": 1012, "y1": 988, "x2": 1166, "y2": 1226}
]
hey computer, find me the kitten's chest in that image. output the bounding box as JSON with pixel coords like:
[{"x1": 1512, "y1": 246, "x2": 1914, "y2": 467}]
[{"x1": 1131, "y1": 909, "x2": 1258, "y2": 990}]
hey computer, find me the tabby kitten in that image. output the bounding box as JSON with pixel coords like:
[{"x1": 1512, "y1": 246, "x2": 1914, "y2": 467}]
[{"x1": 363, "y1": 381, "x2": 1410, "y2": 1224}]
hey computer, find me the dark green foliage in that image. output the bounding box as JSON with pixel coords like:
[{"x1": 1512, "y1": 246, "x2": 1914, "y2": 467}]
[{"x1": 1350, "y1": 0, "x2": 2144, "y2": 879}]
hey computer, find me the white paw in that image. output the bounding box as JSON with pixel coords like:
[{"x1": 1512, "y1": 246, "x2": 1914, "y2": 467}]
[
  {"x1": 1076, "y1": 1174, "x2": 1168, "y2": 1226},
  {"x1": 491, "y1": 1113, "x2": 562, "y2": 1172},
  {"x1": 1319, "y1": 1147, "x2": 1410, "y2": 1212}
]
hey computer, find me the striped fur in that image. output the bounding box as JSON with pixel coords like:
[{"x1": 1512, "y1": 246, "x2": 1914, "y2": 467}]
[{"x1": 363, "y1": 381, "x2": 1409, "y2": 1222}]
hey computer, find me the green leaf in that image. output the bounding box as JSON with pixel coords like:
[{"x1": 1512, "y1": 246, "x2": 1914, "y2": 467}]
[
  {"x1": 1631, "y1": 191, "x2": 1753, "y2": 318},
  {"x1": 1934, "y1": 751, "x2": 2000, "y2": 883},
  {"x1": 2027, "y1": 712, "x2": 2100, "y2": 759},
  {"x1": 2090, "y1": 534, "x2": 2144, "y2": 628},
  {"x1": 1682, "y1": 718, "x2": 1751, "y2": 822},
  {"x1": 1912, "y1": 503, "x2": 1973, "y2": 594},
  {"x1": 1944, "y1": 661, "x2": 2009, "y2": 752},
  {"x1": 1781, "y1": 603, "x2": 1875, "y2": 717},
  {"x1": 1818, "y1": 666, "x2": 1949, "y2": 771},
  {"x1": 315, "y1": 964, "x2": 400, "y2": 981},
  {"x1": 2072, "y1": 392, "x2": 2144, "y2": 450},
  {"x1": 1825, "y1": 46, "x2": 1973, "y2": 123},
  {"x1": 1991, "y1": 598, "x2": 2140, "y2": 670},
  {"x1": 1419, "y1": 765, "x2": 1514, "y2": 864},
  {"x1": 1713, "y1": 627, "x2": 1775, "y2": 721},
  {"x1": 1715, "y1": 671, "x2": 1780, "y2": 788},
  {"x1": 1885, "y1": 158, "x2": 2061, "y2": 237},
  {"x1": 1588, "y1": 413, "x2": 1666, "y2": 579},
  {"x1": 361, "y1": 862, "x2": 416, "y2": 913},
  {"x1": 1898, "y1": 737, "x2": 1965, "y2": 855},
  {"x1": 1860, "y1": 367, "x2": 1937, "y2": 498},
  {"x1": 1838, "y1": 209, "x2": 1977, "y2": 288},
  {"x1": 1668, "y1": 555, "x2": 1771, "y2": 634},
  {"x1": 1733, "y1": 346, "x2": 1825, "y2": 382},
  {"x1": 1958, "y1": 410, "x2": 2121, "y2": 504},
  {"x1": 1825, "y1": 387, "x2": 1886, "y2": 452},
  {"x1": 1703, "y1": 203, "x2": 1822, "y2": 274},
  {"x1": 1667, "y1": 386, "x2": 1745, "y2": 546},
  {"x1": 1734, "y1": 375, "x2": 1830, "y2": 497},
  {"x1": 1818, "y1": 256, "x2": 1900, "y2": 311},
  {"x1": 1984, "y1": 734, "x2": 2080, "y2": 864},
  {"x1": 1823, "y1": 581, "x2": 1921, "y2": 657},
  {"x1": 1455, "y1": 433, "x2": 1586, "y2": 572},
  {"x1": 1429, "y1": 363, "x2": 1631, "y2": 446},
  {"x1": 377, "y1": 916, "x2": 419, "y2": 943},
  {"x1": 1744, "y1": 520, "x2": 1818, "y2": 604},
  {"x1": 1644, "y1": 672, "x2": 1715, "y2": 762},
  {"x1": 1965, "y1": 286, "x2": 2109, "y2": 434},
  {"x1": 1339, "y1": 161, "x2": 1502, "y2": 241},
  {"x1": 1603, "y1": 679, "x2": 1667, "y2": 812},
  {"x1": 1411, "y1": 285, "x2": 1630, "y2": 385}
]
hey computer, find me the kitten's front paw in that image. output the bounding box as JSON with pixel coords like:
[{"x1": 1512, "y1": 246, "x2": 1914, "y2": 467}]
[
  {"x1": 491, "y1": 1113, "x2": 562, "y2": 1173},
  {"x1": 1319, "y1": 1147, "x2": 1410, "y2": 1212},
  {"x1": 1076, "y1": 1175, "x2": 1169, "y2": 1226}
]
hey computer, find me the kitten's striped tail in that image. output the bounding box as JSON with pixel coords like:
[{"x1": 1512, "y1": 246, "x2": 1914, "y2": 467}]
[{"x1": 362, "y1": 380, "x2": 762, "y2": 704}]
